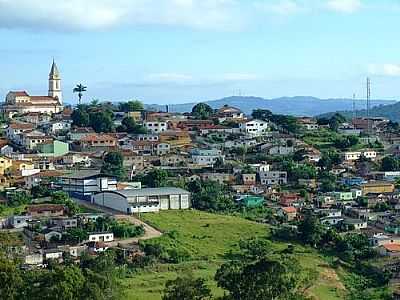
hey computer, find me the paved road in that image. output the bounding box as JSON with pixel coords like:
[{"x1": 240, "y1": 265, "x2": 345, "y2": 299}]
[{"x1": 73, "y1": 198, "x2": 162, "y2": 246}]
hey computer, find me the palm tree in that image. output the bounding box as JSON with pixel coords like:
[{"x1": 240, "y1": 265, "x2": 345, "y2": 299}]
[
  {"x1": 90, "y1": 99, "x2": 99, "y2": 107},
  {"x1": 73, "y1": 83, "x2": 87, "y2": 105}
]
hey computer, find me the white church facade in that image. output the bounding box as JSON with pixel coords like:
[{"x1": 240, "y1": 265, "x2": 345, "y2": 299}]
[{"x1": 2, "y1": 61, "x2": 64, "y2": 117}]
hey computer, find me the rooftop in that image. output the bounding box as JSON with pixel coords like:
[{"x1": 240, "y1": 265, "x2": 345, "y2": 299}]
[
  {"x1": 111, "y1": 187, "x2": 190, "y2": 199},
  {"x1": 61, "y1": 169, "x2": 103, "y2": 179}
]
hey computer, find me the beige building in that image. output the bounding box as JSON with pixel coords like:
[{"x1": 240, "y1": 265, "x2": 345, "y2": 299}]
[{"x1": 2, "y1": 61, "x2": 63, "y2": 117}]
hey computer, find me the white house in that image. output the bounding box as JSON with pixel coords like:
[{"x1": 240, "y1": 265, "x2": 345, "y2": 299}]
[
  {"x1": 6, "y1": 123, "x2": 34, "y2": 144},
  {"x1": 88, "y1": 232, "x2": 114, "y2": 243},
  {"x1": 259, "y1": 171, "x2": 287, "y2": 185},
  {"x1": 267, "y1": 145, "x2": 294, "y2": 156},
  {"x1": 191, "y1": 149, "x2": 225, "y2": 166},
  {"x1": 47, "y1": 121, "x2": 71, "y2": 133},
  {"x1": 343, "y1": 150, "x2": 377, "y2": 161},
  {"x1": 238, "y1": 119, "x2": 268, "y2": 137},
  {"x1": 144, "y1": 121, "x2": 168, "y2": 133}
]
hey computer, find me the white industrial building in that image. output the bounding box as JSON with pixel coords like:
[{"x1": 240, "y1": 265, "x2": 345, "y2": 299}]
[
  {"x1": 60, "y1": 170, "x2": 117, "y2": 199},
  {"x1": 92, "y1": 187, "x2": 191, "y2": 214}
]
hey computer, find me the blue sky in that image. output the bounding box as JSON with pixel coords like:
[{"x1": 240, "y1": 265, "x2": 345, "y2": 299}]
[{"x1": 0, "y1": 0, "x2": 400, "y2": 104}]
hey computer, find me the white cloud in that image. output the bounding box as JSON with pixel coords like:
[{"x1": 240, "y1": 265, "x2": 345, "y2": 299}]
[
  {"x1": 255, "y1": 0, "x2": 303, "y2": 16},
  {"x1": 368, "y1": 64, "x2": 400, "y2": 76},
  {"x1": 0, "y1": 0, "x2": 244, "y2": 31},
  {"x1": 326, "y1": 0, "x2": 362, "y2": 13}
]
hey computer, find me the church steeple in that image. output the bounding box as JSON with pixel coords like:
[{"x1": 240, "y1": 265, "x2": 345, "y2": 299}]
[
  {"x1": 48, "y1": 59, "x2": 62, "y2": 104},
  {"x1": 49, "y1": 59, "x2": 60, "y2": 79}
]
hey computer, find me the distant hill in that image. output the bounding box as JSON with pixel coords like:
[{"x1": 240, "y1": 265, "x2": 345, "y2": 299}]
[
  {"x1": 145, "y1": 96, "x2": 396, "y2": 117},
  {"x1": 318, "y1": 101, "x2": 400, "y2": 122}
]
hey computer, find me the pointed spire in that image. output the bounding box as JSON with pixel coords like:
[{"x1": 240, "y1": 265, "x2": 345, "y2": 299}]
[{"x1": 49, "y1": 59, "x2": 60, "y2": 79}]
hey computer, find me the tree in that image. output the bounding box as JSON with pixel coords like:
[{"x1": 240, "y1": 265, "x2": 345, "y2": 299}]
[
  {"x1": 251, "y1": 109, "x2": 273, "y2": 121},
  {"x1": 0, "y1": 256, "x2": 23, "y2": 300},
  {"x1": 31, "y1": 185, "x2": 51, "y2": 198},
  {"x1": 8, "y1": 191, "x2": 32, "y2": 207},
  {"x1": 73, "y1": 83, "x2": 87, "y2": 105},
  {"x1": 381, "y1": 156, "x2": 400, "y2": 171},
  {"x1": 89, "y1": 110, "x2": 114, "y2": 133},
  {"x1": 192, "y1": 103, "x2": 213, "y2": 119},
  {"x1": 118, "y1": 117, "x2": 147, "y2": 134},
  {"x1": 189, "y1": 180, "x2": 235, "y2": 212},
  {"x1": 215, "y1": 256, "x2": 311, "y2": 300},
  {"x1": 51, "y1": 192, "x2": 81, "y2": 216},
  {"x1": 101, "y1": 152, "x2": 125, "y2": 180},
  {"x1": 162, "y1": 273, "x2": 212, "y2": 300},
  {"x1": 333, "y1": 135, "x2": 359, "y2": 149},
  {"x1": 119, "y1": 100, "x2": 144, "y2": 112},
  {"x1": 142, "y1": 169, "x2": 169, "y2": 188},
  {"x1": 298, "y1": 212, "x2": 325, "y2": 247},
  {"x1": 328, "y1": 113, "x2": 346, "y2": 131},
  {"x1": 71, "y1": 108, "x2": 90, "y2": 127}
]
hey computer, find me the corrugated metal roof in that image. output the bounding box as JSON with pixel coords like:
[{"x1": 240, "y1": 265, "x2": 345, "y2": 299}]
[{"x1": 111, "y1": 187, "x2": 190, "y2": 198}]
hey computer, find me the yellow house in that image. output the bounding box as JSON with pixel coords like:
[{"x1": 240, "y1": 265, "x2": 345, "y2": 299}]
[
  {"x1": 10, "y1": 160, "x2": 35, "y2": 174},
  {"x1": 0, "y1": 175, "x2": 10, "y2": 191},
  {"x1": 362, "y1": 182, "x2": 395, "y2": 195},
  {"x1": 159, "y1": 131, "x2": 191, "y2": 148},
  {"x1": 126, "y1": 111, "x2": 142, "y2": 122},
  {"x1": 0, "y1": 156, "x2": 13, "y2": 175}
]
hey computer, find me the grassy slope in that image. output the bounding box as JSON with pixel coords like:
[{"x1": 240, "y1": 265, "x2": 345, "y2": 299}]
[{"x1": 123, "y1": 210, "x2": 346, "y2": 300}]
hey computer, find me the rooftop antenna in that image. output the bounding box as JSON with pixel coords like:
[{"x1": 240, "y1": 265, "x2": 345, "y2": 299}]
[{"x1": 352, "y1": 93, "x2": 356, "y2": 119}]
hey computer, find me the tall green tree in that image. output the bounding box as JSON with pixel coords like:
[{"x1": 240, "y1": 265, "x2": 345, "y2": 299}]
[
  {"x1": 0, "y1": 256, "x2": 23, "y2": 300},
  {"x1": 101, "y1": 152, "x2": 125, "y2": 180},
  {"x1": 192, "y1": 103, "x2": 213, "y2": 119},
  {"x1": 298, "y1": 212, "x2": 325, "y2": 247},
  {"x1": 381, "y1": 156, "x2": 400, "y2": 171},
  {"x1": 143, "y1": 169, "x2": 169, "y2": 188},
  {"x1": 251, "y1": 109, "x2": 273, "y2": 121},
  {"x1": 118, "y1": 117, "x2": 147, "y2": 134},
  {"x1": 71, "y1": 108, "x2": 90, "y2": 127},
  {"x1": 73, "y1": 83, "x2": 87, "y2": 105},
  {"x1": 89, "y1": 110, "x2": 114, "y2": 133},
  {"x1": 188, "y1": 180, "x2": 235, "y2": 212}
]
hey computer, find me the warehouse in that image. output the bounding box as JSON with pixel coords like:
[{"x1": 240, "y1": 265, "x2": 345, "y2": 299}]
[{"x1": 92, "y1": 187, "x2": 190, "y2": 214}]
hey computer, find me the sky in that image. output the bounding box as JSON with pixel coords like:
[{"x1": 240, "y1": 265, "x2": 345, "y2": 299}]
[{"x1": 0, "y1": 0, "x2": 400, "y2": 105}]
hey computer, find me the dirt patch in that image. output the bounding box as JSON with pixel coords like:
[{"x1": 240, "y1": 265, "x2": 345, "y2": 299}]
[{"x1": 320, "y1": 268, "x2": 346, "y2": 290}]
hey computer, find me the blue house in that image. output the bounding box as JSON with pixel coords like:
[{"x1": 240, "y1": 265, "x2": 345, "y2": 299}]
[{"x1": 341, "y1": 177, "x2": 367, "y2": 187}]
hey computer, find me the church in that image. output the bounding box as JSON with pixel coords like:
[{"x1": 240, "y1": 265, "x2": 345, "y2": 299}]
[{"x1": 2, "y1": 61, "x2": 64, "y2": 117}]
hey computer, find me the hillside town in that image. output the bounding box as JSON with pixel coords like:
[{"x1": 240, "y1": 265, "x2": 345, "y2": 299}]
[{"x1": 3, "y1": 62, "x2": 400, "y2": 299}]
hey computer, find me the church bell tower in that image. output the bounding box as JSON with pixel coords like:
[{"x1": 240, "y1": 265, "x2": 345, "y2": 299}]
[{"x1": 48, "y1": 60, "x2": 63, "y2": 104}]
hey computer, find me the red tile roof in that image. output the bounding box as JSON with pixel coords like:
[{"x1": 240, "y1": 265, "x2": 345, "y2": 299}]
[
  {"x1": 27, "y1": 204, "x2": 64, "y2": 213},
  {"x1": 9, "y1": 123, "x2": 34, "y2": 130},
  {"x1": 282, "y1": 206, "x2": 297, "y2": 213},
  {"x1": 11, "y1": 91, "x2": 29, "y2": 97},
  {"x1": 382, "y1": 244, "x2": 400, "y2": 252}
]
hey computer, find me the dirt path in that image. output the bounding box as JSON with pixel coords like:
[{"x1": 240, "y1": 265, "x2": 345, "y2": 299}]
[{"x1": 72, "y1": 198, "x2": 162, "y2": 245}]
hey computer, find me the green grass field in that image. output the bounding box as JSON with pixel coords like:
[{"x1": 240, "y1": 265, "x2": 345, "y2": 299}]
[{"x1": 122, "y1": 210, "x2": 346, "y2": 300}]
